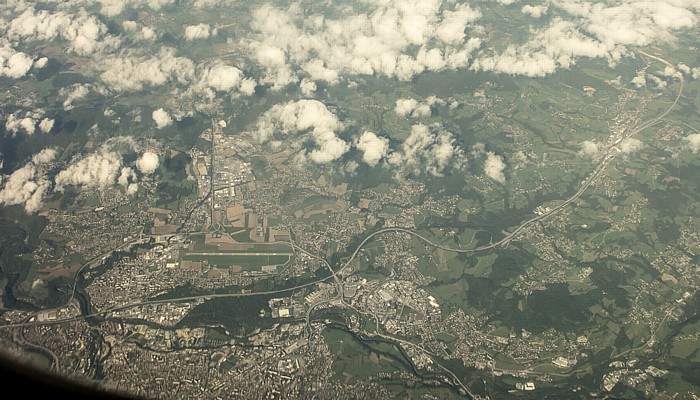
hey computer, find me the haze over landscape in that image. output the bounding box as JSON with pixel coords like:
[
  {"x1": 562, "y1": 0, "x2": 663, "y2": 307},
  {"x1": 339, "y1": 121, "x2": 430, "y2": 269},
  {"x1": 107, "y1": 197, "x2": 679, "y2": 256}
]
[{"x1": 1, "y1": 0, "x2": 700, "y2": 398}]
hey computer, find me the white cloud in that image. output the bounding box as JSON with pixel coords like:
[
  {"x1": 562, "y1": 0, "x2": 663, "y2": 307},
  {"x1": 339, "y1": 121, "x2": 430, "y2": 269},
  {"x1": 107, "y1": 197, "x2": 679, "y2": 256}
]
[
  {"x1": 0, "y1": 163, "x2": 49, "y2": 213},
  {"x1": 474, "y1": 1, "x2": 700, "y2": 77},
  {"x1": 39, "y1": 118, "x2": 54, "y2": 133},
  {"x1": 677, "y1": 63, "x2": 691, "y2": 75},
  {"x1": 661, "y1": 65, "x2": 683, "y2": 80},
  {"x1": 184, "y1": 23, "x2": 211, "y2": 41},
  {"x1": 6, "y1": 7, "x2": 121, "y2": 56},
  {"x1": 4, "y1": 110, "x2": 47, "y2": 136},
  {"x1": 126, "y1": 183, "x2": 139, "y2": 195},
  {"x1": 631, "y1": 70, "x2": 646, "y2": 88},
  {"x1": 685, "y1": 134, "x2": 700, "y2": 154},
  {"x1": 140, "y1": 27, "x2": 157, "y2": 41},
  {"x1": 136, "y1": 151, "x2": 159, "y2": 174},
  {"x1": 123, "y1": 21, "x2": 157, "y2": 41},
  {"x1": 254, "y1": 99, "x2": 348, "y2": 164},
  {"x1": 54, "y1": 150, "x2": 123, "y2": 192},
  {"x1": 692, "y1": 67, "x2": 700, "y2": 80},
  {"x1": 556, "y1": 1, "x2": 699, "y2": 48},
  {"x1": 0, "y1": 149, "x2": 55, "y2": 213},
  {"x1": 357, "y1": 131, "x2": 390, "y2": 166},
  {"x1": 578, "y1": 140, "x2": 601, "y2": 157},
  {"x1": 647, "y1": 74, "x2": 668, "y2": 90},
  {"x1": 89, "y1": 0, "x2": 176, "y2": 17},
  {"x1": 32, "y1": 148, "x2": 58, "y2": 164},
  {"x1": 99, "y1": 47, "x2": 195, "y2": 92},
  {"x1": 521, "y1": 4, "x2": 548, "y2": 18},
  {"x1": 0, "y1": 43, "x2": 34, "y2": 79},
  {"x1": 242, "y1": 1, "x2": 484, "y2": 89},
  {"x1": 619, "y1": 138, "x2": 643, "y2": 154},
  {"x1": 387, "y1": 123, "x2": 465, "y2": 176},
  {"x1": 394, "y1": 98, "x2": 420, "y2": 118},
  {"x1": 435, "y1": 4, "x2": 482, "y2": 44},
  {"x1": 300, "y1": 78, "x2": 317, "y2": 96},
  {"x1": 34, "y1": 57, "x2": 48, "y2": 69},
  {"x1": 394, "y1": 96, "x2": 445, "y2": 118},
  {"x1": 302, "y1": 59, "x2": 340, "y2": 85},
  {"x1": 19, "y1": 118, "x2": 36, "y2": 135},
  {"x1": 198, "y1": 63, "x2": 246, "y2": 92},
  {"x1": 484, "y1": 152, "x2": 507, "y2": 183},
  {"x1": 117, "y1": 166, "x2": 136, "y2": 187},
  {"x1": 152, "y1": 108, "x2": 173, "y2": 129},
  {"x1": 239, "y1": 79, "x2": 257, "y2": 96},
  {"x1": 61, "y1": 84, "x2": 90, "y2": 111},
  {"x1": 473, "y1": 19, "x2": 613, "y2": 77},
  {"x1": 123, "y1": 21, "x2": 138, "y2": 32}
]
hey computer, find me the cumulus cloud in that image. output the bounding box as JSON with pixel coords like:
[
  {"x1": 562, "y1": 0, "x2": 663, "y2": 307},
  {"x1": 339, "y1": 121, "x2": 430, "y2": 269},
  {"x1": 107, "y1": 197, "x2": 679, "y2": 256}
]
[
  {"x1": 484, "y1": 152, "x2": 506, "y2": 183},
  {"x1": 61, "y1": 84, "x2": 90, "y2": 110},
  {"x1": 90, "y1": 0, "x2": 176, "y2": 17},
  {"x1": 521, "y1": 4, "x2": 548, "y2": 18},
  {"x1": 387, "y1": 123, "x2": 465, "y2": 176},
  {"x1": 98, "y1": 48, "x2": 256, "y2": 100},
  {"x1": 0, "y1": 42, "x2": 34, "y2": 79},
  {"x1": 197, "y1": 63, "x2": 255, "y2": 94},
  {"x1": 99, "y1": 47, "x2": 195, "y2": 92},
  {"x1": 140, "y1": 27, "x2": 157, "y2": 41},
  {"x1": 692, "y1": 67, "x2": 700, "y2": 80},
  {"x1": 631, "y1": 70, "x2": 647, "y2": 88},
  {"x1": 117, "y1": 167, "x2": 138, "y2": 195},
  {"x1": 474, "y1": 1, "x2": 700, "y2": 77},
  {"x1": 184, "y1": 23, "x2": 211, "y2": 41},
  {"x1": 302, "y1": 59, "x2": 340, "y2": 85},
  {"x1": 39, "y1": 118, "x2": 55, "y2": 133},
  {"x1": 435, "y1": 4, "x2": 483, "y2": 44},
  {"x1": 19, "y1": 118, "x2": 36, "y2": 135},
  {"x1": 685, "y1": 134, "x2": 700, "y2": 154},
  {"x1": 243, "y1": 1, "x2": 483, "y2": 89},
  {"x1": 578, "y1": 140, "x2": 601, "y2": 157},
  {"x1": 123, "y1": 21, "x2": 157, "y2": 41},
  {"x1": 0, "y1": 148, "x2": 57, "y2": 213},
  {"x1": 619, "y1": 138, "x2": 643, "y2": 154},
  {"x1": 661, "y1": 65, "x2": 683, "y2": 81},
  {"x1": 4, "y1": 110, "x2": 48, "y2": 136},
  {"x1": 152, "y1": 108, "x2": 173, "y2": 129},
  {"x1": 394, "y1": 96, "x2": 445, "y2": 118},
  {"x1": 52, "y1": 136, "x2": 153, "y2": 194},
  {"x1": 394, "y1": 98, "x2": 420, "y2": 118},
  {"x1": 54, "y1": 151, "x2": 123, "y2": 192},
  {"x1": 647, "y1": 74, "x2": 668, "y2": 90},
  {"x1": 556, "y1": 1, "x2": 699, "y2": 48},
  {"x1": 34, "y1": 57, "x2": 48, "y2": 69},
  {"x1": 472, "y1": 19, "x2": 613, "y2": 77},
  {"x1": 6, "y1": 7, "x2": 121, "y2": 56},
  {"x1": 123, "y1": 21, "x2": 139, "y2": 32},
  {"x1": 254, "y1": 99, "x2": 348, "y2": 164},
  {"x1": 32, "y1": 148, "x2": 58, "y2": 164},
  {"x1": 300, "y1": 78, "x2": 317, "y2": 96},
  {"x1": 0, "y1": 163, "x2": 50, "y2": 213},
  {"x1": 357, "y1": 131, "x2": 390, "y2": 167},
  {"x1": 136, "y1": 151, "x2": 159, "y2": 174}
]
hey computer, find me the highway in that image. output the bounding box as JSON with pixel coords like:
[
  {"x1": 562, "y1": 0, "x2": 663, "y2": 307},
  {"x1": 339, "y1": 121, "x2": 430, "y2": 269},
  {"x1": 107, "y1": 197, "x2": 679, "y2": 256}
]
[
  {"x1": 2, "y1": 55, "x2": 687, "y2": 392},
  {"x1": 2, "y1": 67, "x2": 685, "y2": 331}
]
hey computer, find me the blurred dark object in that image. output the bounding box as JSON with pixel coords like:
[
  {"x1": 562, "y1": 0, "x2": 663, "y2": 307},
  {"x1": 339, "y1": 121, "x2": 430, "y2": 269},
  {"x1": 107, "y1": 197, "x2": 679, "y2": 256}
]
[{"x1": 0, "y1": 352, "x2": 137, "y2": 399}]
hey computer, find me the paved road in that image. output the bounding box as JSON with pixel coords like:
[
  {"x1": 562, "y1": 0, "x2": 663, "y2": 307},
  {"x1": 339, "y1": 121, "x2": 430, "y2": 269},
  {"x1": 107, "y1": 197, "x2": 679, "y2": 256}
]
[{"x1": 3, "y1": 52, "x2": 685, "y2": 338}]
